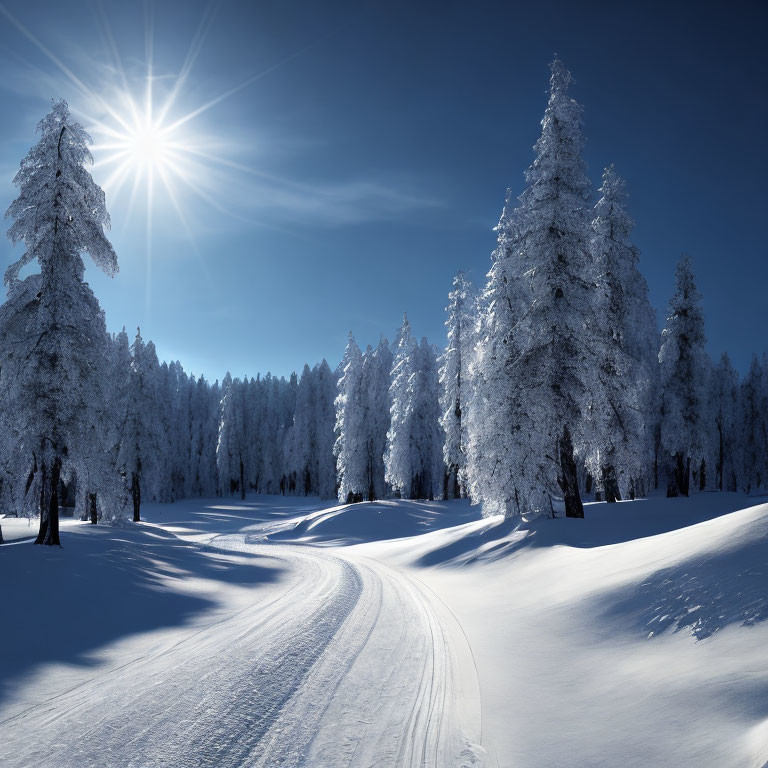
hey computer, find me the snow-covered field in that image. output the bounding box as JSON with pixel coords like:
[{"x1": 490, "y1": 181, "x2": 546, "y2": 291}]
[{"x1": 2, "y1": 493, "x2": 767, "y2": 767}]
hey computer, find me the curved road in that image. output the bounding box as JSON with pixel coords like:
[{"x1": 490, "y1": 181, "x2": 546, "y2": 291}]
[{"x1": 0, "y1": 532, "x2": 483, "y2": 767}]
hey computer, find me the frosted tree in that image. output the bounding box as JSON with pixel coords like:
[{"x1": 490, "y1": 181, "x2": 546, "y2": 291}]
[
  {"x1": 0, "y1": 99, "x2": 119, "y2": 543},
  {"x1": 385, "y1": 317, "x2": 443, "y2": 499},
  {"x1": 707, "y1": 353, "x2": 739, "y2": 492},
  {"x1": 114, "y1": 331, "x2": 171, "y2": 519},
  {"x1": 659, "y1": 255, "x2": 709, "y2": 496},
  {"x1": 285, "y1": 364, "x2": 335, "y2": 497},
  {"x1": 439, "y1": 271, "x2": 475, "y2": 498},
  {"x1": 361, "y1": 339, "x2": 392, "y2": 500},
  {"x1": 385, "y1": 316, "x2": 418, "y2": 498},
  {"x1": 188, "y1": 375, "x2": 215, "y2": 496},
  {"x1": 287, "y1": 364, "x2": 315, "y2": 494},
  {"x1": 413, "y1": 337, "x2": 444, "y2": 499},
  {"x1": 739, "y1": 355, "x2": 765, "y2": 493},
  {"x1": 258, "y1": 375, "x2": 285, "y2": 493},
  {"x1": 163, "y1": 361, "x2": 192, "y2": 501},
  {"x1": 464, "y1": 193, "x2": 534, "y2": 516},
  {"x1": 217, "y1": 376, "x2": 248, "y2": 498},
  {"x1": 334, "y1": 334, "x2": 366, "y2": 502},
  {"x1": 469, "y1": 59, "x2": 596, "y2": 518},
  {"x1": 312, "y1": 361, "x2": 338, "y2": 498},
  {"x1": 589, "y1": 166, "x2": 658, "y2": 501}
]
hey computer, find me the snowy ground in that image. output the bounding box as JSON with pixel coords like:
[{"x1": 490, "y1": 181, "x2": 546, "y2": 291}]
[{"x1": 1, "y1": 493, "x2": 767, "y2": 767}]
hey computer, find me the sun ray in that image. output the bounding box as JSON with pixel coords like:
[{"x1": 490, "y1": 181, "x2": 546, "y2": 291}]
[
  {"x1": 161, "y1": 30, "x2": 335, "y2": 136},
  {"x1": 156, "y1": 0, "x2": 222, "y2": 125},
  {"x1": 0, "y1": 4, "x2": 134, "y2": 135}
]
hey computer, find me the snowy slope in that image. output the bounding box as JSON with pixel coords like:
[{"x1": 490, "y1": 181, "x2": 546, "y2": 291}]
[
  {"x1": 349, "y1": 495, "x2": 768, "y2": 768},
  {"x1": 1, "y1": 493, "x2": 767, "y2": 767}
]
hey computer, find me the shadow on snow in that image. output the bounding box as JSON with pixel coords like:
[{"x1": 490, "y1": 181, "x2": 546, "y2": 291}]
[{"x1": 0, "y1": 518, "x2": 284, "y2": 708}]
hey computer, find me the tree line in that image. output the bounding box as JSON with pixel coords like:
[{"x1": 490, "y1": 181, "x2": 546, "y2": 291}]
[{"x1": 0, "y1": 62, "x2": 765, "y2": 544}]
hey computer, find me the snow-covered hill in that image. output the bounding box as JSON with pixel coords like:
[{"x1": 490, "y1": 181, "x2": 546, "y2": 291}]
[{"x1": 1, "y1": 493, "x2": 767, "y2": 767}]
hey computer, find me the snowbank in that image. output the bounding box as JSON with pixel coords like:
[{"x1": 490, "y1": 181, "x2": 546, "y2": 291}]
[{"x1": 354, "y1": 493, "x2": 768, "y2": 768}]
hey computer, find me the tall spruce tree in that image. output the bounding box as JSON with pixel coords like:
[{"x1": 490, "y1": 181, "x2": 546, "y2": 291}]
[
  {"x1": 0, "y1": 100, "x2": 119, "y2": 544},
  {"x1": 385, "y1": 316, "x2": 443, "y2": 500},
  {"x1": 659, "y1": 255, "x2": 709, "y2": 496},
  {"x1": 708, "y1": 353, "x2": 739, "y2": 492},
  {"x1": 439, "y1": 271, "x2": 475, "y2": 498},
  {"x1": 464, "y1": 193, "x2": 532, "y2": 516},
  {"x1": 360, "y1": 340, "x2": 392, "y2": 500},
  {"x1": 589, "y1": 166, "x2": 658, "y2": 501},
  {"x1": 469, "y1": 58, "x2": 596, "y2": 518},
  {"x1": 739, "y1": 355, "x2": 765, "y2": 493},
  {"x1": 334, "y1": 334, "x2": 366, "y2": 502}
]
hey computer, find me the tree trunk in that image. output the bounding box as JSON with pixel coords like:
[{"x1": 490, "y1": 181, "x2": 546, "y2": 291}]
[
  {"x1": 558, "y1": 426, "x2": 584, "y2": 518},
  {"x1": 699, "y1": 459, "x2": 706, "y2": 492},
  {"x1": 666, "y1": 473, "x2": 679, "y2": 498},
  {"x1": 36, "y1": 458, "x2": 62, "y2": 546},
  {"x1": 585, "y1": 472, "x2": 593, "y2": 495},
  {"x1": 681, "y1": 455, "x2": 691, "y2": 496},
  {"x1": 35, "y1": 463, "x2": 50, "y2": 544},
  {"x1": 239, "y1": 458, "x2": 245, "y2": 501},
  {"x1": 668, "y1": 452, "x2": 690, "y2": 497},
  {"x1": 89, "y1": 492, "x2": 98, "y2": 525},
  {"x1": 368, "y1": 456, "x2": 376, "y2": 502},
  {"x1": 131, "y1": 472, "x2": 141, "y2": 522},
  {"x1": 602, "y1": 464, "x2": 621, "y2": 504},
  {"x1": 717, "y1": 424, "x2": 724, "y2": 492}
]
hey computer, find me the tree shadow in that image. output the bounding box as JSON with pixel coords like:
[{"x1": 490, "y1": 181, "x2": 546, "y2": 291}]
[
  {"x1": 599, "y1": 539, "x2": 768, "y2": 640},
  {"x1": 0, "y1": 523, "x2": 284, "y2": 707}
]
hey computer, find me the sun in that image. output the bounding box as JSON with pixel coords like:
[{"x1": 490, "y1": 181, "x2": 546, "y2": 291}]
[
  {"x1": 94, "y1": 90, "x2": 191, "y2": 197},
  {"x1": 125, "y1": 118, "x2": 171, "y2": 172}
]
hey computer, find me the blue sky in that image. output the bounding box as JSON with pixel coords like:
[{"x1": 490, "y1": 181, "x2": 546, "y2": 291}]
[{"x1": 0, "y1": 0, "x2": 765, "y2": 381}]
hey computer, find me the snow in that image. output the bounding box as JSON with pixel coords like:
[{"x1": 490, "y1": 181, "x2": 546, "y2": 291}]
[
  {"x1": 0, "y1": 515, "x2": 40, "y2": 543},
  {"x1": 2, "y1": 493, "x2": 768, "y2": 766}
]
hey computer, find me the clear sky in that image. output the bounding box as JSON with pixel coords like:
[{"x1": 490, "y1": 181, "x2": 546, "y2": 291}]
[{"x1": 0, "y1": 0, "x2": 765, "y2": 382}]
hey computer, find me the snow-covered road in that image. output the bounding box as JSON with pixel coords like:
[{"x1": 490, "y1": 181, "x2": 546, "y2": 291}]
[{"x1": 0, "y1": 530, "x2": 482, "y2": 767}]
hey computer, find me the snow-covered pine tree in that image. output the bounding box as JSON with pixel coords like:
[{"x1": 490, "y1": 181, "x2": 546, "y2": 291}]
[
  {"x1": 385, "y1": 316, "x2": 418, "y2": 498},
  {"x1": 385, "y1": 316, "x2": 443, "y2": 500},
  {"x1": 287, "y1": 364, "x2": 315, "y2": 495},
  {"x1": 659, "y1": 255, "x2": 710, "y2": 496},
  {"x1": 115, "y1": 331, "x2": 169, "y2": 519},
  {"x1": 589, "y1": 166, "x2": 658, "y2": 502},
  {"x1": 313, "y1": 361, "x2": 339, "y2": 498},
  {"x1": 188, "y1": 374, "x2": 218, "y2": 497},
  {"x1": 439, "y1": 271, "x2": 475, "y2": 498},
  {"x1": 361, "y1": 339, "x2": 392, "y2": 500},
  {"x1": 0, "y1": 100, "x2": 119, "y2": 544},
  {"x1": 464, "y1": 192, "x2": 533, "y2": 517},
  {"x1": 413, "y1": 337, "x2": 444, "y2": 499},
  {"x1": 334, "y1": 334, "x2": 366, "y2": 502},
  {"x1": 217, "y1": 375, "x2": 248, "y2": 498},
  {"x1": 707, "y1": 353, "x2": 739, "y2": 492},
  {"x1": 469, "y1": 59, "x2": 597, "y2": 518},
  {"x1": 739, "y1": 355, "x2": 765, "y2": 493}
]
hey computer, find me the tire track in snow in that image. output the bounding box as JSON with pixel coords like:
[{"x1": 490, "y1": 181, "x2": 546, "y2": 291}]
[
  {"x1": 0, "y1": 531, "x2": 484, "y2": 767},
  {"x1": 0, "y1": 540, "x2": 362, "y2": 768}
]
